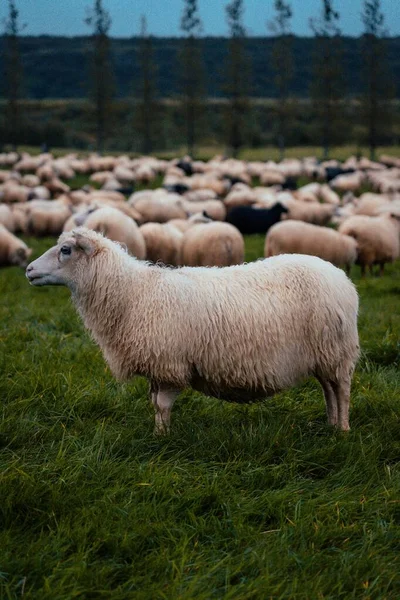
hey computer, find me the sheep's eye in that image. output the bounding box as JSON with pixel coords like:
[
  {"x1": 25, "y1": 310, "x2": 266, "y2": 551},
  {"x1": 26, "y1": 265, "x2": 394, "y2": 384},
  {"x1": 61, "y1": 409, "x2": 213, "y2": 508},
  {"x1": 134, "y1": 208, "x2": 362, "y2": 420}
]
[{"x1": 60, "y1": 245, "x2": 71, "y2": 256}]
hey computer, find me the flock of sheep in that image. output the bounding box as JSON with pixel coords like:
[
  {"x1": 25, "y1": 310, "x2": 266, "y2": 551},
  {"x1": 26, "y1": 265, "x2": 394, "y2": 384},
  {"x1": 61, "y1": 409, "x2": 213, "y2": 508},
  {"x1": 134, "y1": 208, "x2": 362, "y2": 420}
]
[{"x1": 1, "y1": 151, "x2": 400, "y2": 277}]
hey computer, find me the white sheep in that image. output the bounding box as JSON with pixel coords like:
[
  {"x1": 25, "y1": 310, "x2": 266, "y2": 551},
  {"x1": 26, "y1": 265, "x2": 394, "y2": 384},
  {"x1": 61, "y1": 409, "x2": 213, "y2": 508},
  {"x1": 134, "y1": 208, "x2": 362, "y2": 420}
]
[
  {"x1": 130, "y1": 190, "x2": 187, "y2": 223},
  {"x1": 168, "y1": 212, "x2": 212, "y2": 233},
  {"x1": 26, "y1": 228, "x2": 360, "y2": 432},
  {"x1": 181, "y1": 222, "x2": 244, "y2": 267},
  {"x1": 319, "y1": 184, "x2": 340, "y2": 206},
  {"x1": 0, "y1": 224, "x2": 32, "y2": 267},
  {"x1": 265, "y1": 220, "x2": 358, "y2": 273},
  {"x1": 330, "y1": 171, "x2": 365, "y2": 193},
  {"x1": 339, "y1": 213, "x2": 400, "y2": 276},
  {"x1": 354, "y1": 193, "x2": 392, "y2": 216},
  {"x1": 83, "y1": 207, "x2": 146, "y2": 259},
  {"x1": 140, "y1": 222, "x2": 183, "y2": 266},
  {"x1": 181, "y1": 198, "x2": 226, "y2": 221},
  {"x1": 27, "y1": 203, "x2": 73, "y2": 236},
  {"x1": 0, "y1": 205, "x2": 15, "y2": 231},
  {"x1": 282, "y1": 198, "x2": 335, "y2": 225}
]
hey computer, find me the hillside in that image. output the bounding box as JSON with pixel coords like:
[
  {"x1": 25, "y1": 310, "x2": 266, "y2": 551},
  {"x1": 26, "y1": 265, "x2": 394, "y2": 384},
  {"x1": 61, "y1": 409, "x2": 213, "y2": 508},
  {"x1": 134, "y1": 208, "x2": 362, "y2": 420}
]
[{"x1": 0, "y1": 35, "x2": 399, "y2": 100}]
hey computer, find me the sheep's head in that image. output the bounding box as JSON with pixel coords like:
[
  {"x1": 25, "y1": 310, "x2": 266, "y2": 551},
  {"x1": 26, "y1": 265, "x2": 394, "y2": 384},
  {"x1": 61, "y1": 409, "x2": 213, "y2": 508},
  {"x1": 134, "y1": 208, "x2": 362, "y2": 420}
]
[
  {"x1": 10, "y1": 246, "x2": 32, "y2": 268},
  {"x1": 26, "y1": 228, "x2": 106, "y2": 288}
]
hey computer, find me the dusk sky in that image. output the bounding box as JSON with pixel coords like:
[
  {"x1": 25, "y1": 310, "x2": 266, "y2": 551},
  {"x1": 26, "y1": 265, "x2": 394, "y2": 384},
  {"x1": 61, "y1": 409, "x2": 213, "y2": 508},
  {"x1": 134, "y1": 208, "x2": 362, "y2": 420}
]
[{"x1": 0, "y1": 0, "x2": 399, "y2": 38}]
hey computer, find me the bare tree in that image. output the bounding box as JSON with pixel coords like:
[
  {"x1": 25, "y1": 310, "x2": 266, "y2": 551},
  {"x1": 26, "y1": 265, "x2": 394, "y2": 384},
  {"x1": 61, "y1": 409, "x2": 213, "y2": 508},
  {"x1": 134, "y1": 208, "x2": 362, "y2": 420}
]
[
  {"x1": 85, "y1": 0, "x2": 114, "y2": 154},
  {"x1": 224, "y1": 0, "x2": 251, "y2": 158},
  {"x1": 361, "y1": 0, "x2": 395, "y2": 160},
  {"x1": 3, "y1": 0, "x2": 25, "y2": 151},
  {"x1": 268, "y1": 0, "x2": 293, "y2": 160},
  {"x1": 310, "y1": 0, "x2": 344, "y2": 159},
  {"x1": 179, "y1": 0, "x2": 204, "y2": 157}
]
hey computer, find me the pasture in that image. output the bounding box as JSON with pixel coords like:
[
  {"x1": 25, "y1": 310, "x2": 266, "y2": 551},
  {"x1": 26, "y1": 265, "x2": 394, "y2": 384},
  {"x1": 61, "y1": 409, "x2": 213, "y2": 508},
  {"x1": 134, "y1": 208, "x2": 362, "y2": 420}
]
[{"x1": 1, "y1": 233, "x2": 399, "y2": 599}]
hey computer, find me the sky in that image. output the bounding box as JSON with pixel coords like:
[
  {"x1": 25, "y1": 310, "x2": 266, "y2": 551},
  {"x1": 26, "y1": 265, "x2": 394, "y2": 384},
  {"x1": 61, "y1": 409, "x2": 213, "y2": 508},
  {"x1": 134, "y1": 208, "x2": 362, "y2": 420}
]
[{"x1": 0, "y1": 0, "x2": 399, "y2": 38}]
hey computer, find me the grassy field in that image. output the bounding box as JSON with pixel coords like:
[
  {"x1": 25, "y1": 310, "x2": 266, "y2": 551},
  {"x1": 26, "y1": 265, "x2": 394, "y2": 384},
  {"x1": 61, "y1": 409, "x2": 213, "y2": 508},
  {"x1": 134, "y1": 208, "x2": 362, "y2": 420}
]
[
  {"x1": 1, "y1": 235, "x2": 400, "y2": 599},
  {"x1": 12, "y1": 144, "x2": 400, "y2": 162}
]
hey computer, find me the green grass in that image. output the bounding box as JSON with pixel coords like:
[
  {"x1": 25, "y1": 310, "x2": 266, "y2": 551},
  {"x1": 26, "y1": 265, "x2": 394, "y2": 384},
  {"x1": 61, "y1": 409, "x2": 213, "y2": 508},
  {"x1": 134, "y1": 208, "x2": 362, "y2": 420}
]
[
  {"x1": 14, "y1": 144, "x2": 400, "y2": 162},
  {"x1": 1, "y1": 235, "x2": 400, "y2": 599}
]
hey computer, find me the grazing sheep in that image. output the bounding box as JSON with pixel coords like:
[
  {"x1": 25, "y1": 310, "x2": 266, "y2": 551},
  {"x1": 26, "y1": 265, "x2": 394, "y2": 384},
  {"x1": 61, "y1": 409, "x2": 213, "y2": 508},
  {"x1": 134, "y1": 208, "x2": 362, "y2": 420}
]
[
  {"x1": 26, "y1": 228, "x2": 359, "y2": 432},
  {"x1": 224, "y1": 184, "x2": 258, "y2": 210},
  {"x1": 0, "y1": 224, "x2": 32, "y2": 267},
  {"x1": 184, "y1": 189, "x2": 217, "y2": 203},
  {"x1": 339, "y1": 213, "x2": 400, "y2": 276},
  {"x1": 294, "y1": 183, "x2": 320, "y2": 203},
  {"x1": 330, "y1": 171, "x2": 364, "y2": 193},
  {"x1": 44, "y1": 177, "x2": 70, "y2": 196},
  {"x1": 2, "y1": 184, "x2": 31, "y2": 204},
  {"x1": 84, "y1": 207, "x2": 146, "y2": 259},
  {"x1": 354, "y1": 193, "x2": 392, "y2": 216},
  {"x1": 27, "y1": 203, "x2": 73, "y2": 236},
  {"x1": 259, "y1": 168, "x2": 285, "y2": 186},
  {"x1": 181, "y1": 222, "x2": 244, "y2": 266},
  {"x1": 226, "y1": 202, "x2": 288, "y2": 235},
  {"x1": 319, "y1": 184, "x2": 340, "y2": 206},
  {"x1": 283, "y1": 199, "x2": 335, "y2": 225},
  {"x1": 265, "y1": 221, "x2": 358, "y2": 273},
  {"x1": 131, "y1": 191, "x2": 187, "y2": 223},
  {"x1": 140, "y1": 223, "x2": 183, "y2": 266}
]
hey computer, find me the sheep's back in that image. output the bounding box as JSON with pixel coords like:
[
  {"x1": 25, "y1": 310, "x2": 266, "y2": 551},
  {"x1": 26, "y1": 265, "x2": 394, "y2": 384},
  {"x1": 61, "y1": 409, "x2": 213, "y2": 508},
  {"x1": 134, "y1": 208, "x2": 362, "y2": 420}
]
[{"x1": 163, "y1": 255, "x2": 359, "y2": 394}]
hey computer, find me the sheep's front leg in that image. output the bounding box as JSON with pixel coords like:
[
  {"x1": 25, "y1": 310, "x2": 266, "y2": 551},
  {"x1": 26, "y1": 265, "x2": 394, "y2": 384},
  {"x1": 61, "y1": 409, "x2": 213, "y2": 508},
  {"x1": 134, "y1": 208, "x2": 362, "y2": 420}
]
[{"x1": 151, "y1": 387, "x2": 179, "y2": 435}]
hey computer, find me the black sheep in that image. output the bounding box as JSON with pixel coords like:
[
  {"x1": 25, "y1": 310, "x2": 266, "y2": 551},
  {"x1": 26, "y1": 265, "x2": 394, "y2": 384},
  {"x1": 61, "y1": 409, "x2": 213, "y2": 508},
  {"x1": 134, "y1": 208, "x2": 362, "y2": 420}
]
[
  {"x1": 176, "y1": 159, "x2": 193, "y2": 176},
  {"x1": 325, "y1": 167, "x2": 355, "y2": 182},
  {"x1": 163, "y1": 183, "x2": 190, "y2": 195},
  {"x1": 226, "y1": 202, "x2": 289, "y2": 235}
]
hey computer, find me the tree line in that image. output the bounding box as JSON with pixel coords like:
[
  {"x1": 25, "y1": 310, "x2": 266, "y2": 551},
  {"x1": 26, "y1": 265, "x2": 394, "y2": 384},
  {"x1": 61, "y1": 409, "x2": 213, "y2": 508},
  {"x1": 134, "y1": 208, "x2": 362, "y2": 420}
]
[{"x1": 1, "y1": 0, "x2": 398, "y2": 159}]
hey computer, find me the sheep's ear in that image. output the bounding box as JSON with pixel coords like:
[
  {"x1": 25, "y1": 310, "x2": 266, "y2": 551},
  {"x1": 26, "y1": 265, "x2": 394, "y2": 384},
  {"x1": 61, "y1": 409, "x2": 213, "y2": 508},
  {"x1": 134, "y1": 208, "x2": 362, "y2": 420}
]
[{"x1": 74, "y1": 233, "x2": 97, "y2": 256}]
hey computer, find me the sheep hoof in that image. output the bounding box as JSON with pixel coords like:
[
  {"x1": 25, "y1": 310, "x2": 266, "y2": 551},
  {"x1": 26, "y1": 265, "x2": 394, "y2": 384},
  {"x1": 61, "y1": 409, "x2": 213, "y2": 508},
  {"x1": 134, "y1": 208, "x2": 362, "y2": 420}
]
[{"x1": 154, "y1": 424, "x2": 169, "y2": 436}]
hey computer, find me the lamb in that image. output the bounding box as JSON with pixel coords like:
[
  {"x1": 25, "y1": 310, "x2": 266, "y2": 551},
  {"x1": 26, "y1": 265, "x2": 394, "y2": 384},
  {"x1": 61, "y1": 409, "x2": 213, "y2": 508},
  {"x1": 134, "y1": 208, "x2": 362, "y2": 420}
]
[
  {"x1": 265, "y1": 221, "x2": 358, "y2": 273},
  {"x1": 0, "y1": 224, "x2": 32, "y2": 267},
  {"x1": 226, "y1": 202, "x2": 288, "y2": 235},
  {"x1": 26, "y1": 228, "x2": 359, "y2": 432},
  {"x1": 339, "y1": 213, "x2": 400, "y2": 276},
  {"x1": 181, "y1": 222, "x2": 245, "y2": 266},
  {"x1": 83, "y1": 207, "x2": 146, "y2": 259}
]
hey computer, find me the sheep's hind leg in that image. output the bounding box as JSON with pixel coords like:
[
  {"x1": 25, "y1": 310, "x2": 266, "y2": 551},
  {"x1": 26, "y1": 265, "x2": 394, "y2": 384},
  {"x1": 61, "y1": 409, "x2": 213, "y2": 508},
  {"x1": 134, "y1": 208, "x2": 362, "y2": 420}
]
[
  {"x1": 151, "y1": 387, "x2": 179, "y2": 435},
  {"x1": 316, "y1": 377, "x2": 338, "y2": 427},
  {"x1": 330, "y1": 377, "x2": 351, "y2": 432}
]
